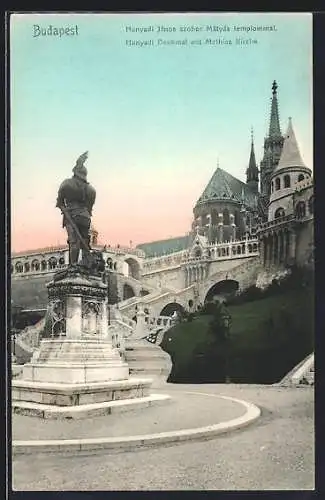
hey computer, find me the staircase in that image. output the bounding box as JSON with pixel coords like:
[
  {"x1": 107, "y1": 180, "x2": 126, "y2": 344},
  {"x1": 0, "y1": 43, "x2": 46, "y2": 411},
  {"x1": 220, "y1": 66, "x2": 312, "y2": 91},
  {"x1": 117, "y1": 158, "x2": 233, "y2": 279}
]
[
  {"x1": 12, "y1": 317, "x2": 46, "y2": 364},
  {"x1": 278, "y1": 353, "x2": 314, "y2": 387}
]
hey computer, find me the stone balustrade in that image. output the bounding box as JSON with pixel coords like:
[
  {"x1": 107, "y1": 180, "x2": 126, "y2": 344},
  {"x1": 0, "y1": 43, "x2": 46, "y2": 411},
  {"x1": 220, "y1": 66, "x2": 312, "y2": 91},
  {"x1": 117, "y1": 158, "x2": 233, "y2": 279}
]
[
  {"x1": 142, "y1": 250, "x2": 188, "y2": 274},
  {"x1": 143, "y1": 238, "x2": 260, "y2": 273},
  {"x1": 256, "y1": 214, "x2": 295, "y2": 232},
  {"x1": 294, "y1": 177, "x2": 313, "y2": 192}
]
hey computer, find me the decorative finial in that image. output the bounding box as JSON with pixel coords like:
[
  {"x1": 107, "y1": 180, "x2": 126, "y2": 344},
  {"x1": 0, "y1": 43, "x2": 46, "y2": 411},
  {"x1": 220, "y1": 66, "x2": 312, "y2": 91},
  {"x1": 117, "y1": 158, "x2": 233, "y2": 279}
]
[
  {"x1": 251, "y1": 126, "x2": 254, "y2": 144},
  {"x1": 272, "y1": 80, "x2": 278, "y2": 95},
  {"x1": 76, "y1": 151, "x2": 88, "y2": 167}
]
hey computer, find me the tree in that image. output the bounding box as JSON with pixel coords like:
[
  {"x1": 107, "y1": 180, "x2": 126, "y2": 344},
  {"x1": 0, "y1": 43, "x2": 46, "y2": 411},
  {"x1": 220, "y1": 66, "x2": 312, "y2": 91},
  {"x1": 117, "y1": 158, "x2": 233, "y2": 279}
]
[{"x1": 208, "y1": 302, "x2": 231, "y2": 343}]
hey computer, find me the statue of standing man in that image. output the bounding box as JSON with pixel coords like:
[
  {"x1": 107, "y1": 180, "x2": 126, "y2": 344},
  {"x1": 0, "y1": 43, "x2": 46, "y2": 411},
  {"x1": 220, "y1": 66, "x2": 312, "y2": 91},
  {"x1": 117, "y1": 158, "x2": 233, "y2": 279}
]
[{"x1": 56, "y1": 152, "x2": 96, "y2": 266}]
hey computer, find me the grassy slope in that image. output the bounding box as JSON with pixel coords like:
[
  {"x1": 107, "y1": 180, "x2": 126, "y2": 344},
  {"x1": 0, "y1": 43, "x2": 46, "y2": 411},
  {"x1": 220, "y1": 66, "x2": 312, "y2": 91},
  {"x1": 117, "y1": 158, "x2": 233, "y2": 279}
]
[{"x1": 161, "y1": 288, "x2": 313, "y2": 383}]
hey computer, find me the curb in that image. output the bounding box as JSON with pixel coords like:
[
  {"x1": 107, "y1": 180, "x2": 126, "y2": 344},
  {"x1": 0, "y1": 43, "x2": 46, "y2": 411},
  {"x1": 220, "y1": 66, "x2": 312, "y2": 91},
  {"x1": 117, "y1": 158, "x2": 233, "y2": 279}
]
[{"x1": 12, "y1": 393, "x2": 261, "y2": 455}]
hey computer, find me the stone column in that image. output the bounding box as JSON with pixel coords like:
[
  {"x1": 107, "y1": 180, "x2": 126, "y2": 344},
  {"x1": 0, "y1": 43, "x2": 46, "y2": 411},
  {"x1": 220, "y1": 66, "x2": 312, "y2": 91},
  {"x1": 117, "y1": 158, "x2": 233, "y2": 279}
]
[
  {"x1": 184, "y1": 268, "x2": 188, "y2": 288},
  {"x1": 259, "y1": 237, "x2": 264, "y2": 264},
  {"x1": 229, "y1": 214, "x2": 236, "y2": 241},
  {"x1": 288, "y1": 229, "x2": 297, "y2": 262},
  {"x1": 218, "y1": 213, "x2": 224, "y2": 242},
  {"x1": 277, "y1": 231, "x2": 282, "y2": 264},
  {"x1": 264, "y1": 238, "x2": 268, "y2": 266},
  {"x1": 101, "y1": 299, "x2": 110, "y2": 339},
  {"x1": 64, "y1": 250, "x2": 69, "y2": 265},
  {"x1": 134, "y1": 305, "x2": 148, "y2": 340},
  {"x1": 66, "y1": 296, "x2": 82, "y2": 339},
  {"x1": 283, "y1": 230, "x2": 289, "y2": 264}
]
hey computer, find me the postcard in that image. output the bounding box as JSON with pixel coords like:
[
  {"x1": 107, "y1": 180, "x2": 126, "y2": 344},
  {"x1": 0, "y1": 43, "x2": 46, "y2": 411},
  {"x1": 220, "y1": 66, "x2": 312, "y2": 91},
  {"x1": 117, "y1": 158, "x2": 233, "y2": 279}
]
[{"x1": 10, "y1": 12, "x2": 314, "y2": 492}]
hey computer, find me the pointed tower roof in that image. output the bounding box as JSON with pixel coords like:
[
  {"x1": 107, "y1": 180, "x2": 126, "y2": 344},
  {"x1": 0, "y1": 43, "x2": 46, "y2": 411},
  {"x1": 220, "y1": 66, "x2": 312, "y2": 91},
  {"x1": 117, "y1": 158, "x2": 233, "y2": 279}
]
[
  {"x1": 246, "y1": 128, "x2": 259, "y2": 181},
  {"x1": 269, "y1": 80, "x2": 282, "y2": 138},
  {"x1": 276, "y1": 117, "x2": 306, "y2": 170}
]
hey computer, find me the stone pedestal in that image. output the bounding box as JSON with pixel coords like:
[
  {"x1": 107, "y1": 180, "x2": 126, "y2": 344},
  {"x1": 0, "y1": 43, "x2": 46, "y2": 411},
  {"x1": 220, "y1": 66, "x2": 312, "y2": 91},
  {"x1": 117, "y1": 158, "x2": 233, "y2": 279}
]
[
  {"x1": 125, "y1": 339, "x2": 172, "y2": 383},
  {"x1": 12, "y1": 268, "x2": 167, "y2": 419}
]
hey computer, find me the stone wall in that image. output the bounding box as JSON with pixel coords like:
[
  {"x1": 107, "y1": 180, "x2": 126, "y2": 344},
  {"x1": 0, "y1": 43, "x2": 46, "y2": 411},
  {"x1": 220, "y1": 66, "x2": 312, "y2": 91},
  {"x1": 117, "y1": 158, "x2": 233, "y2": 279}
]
[
  {"x1": 295, "y1": 219, "x2": 314, "y2": 268},
  {"x1": 141, "y1": 266, "x2": 184, "y2": 291},
  {"x1": 11, "y1": 273, "x2": 55, "y2": 309}
]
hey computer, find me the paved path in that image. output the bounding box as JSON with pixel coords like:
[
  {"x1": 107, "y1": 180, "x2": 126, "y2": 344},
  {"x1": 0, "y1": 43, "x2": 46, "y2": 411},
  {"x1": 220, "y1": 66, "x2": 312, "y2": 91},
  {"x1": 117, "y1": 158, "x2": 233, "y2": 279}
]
[
  {"x1": 12, "y1": 384, "x2": 314, "y2": 491},
  {"x1": 12, "y1": 391, "x2": 246, "y2": 440}
]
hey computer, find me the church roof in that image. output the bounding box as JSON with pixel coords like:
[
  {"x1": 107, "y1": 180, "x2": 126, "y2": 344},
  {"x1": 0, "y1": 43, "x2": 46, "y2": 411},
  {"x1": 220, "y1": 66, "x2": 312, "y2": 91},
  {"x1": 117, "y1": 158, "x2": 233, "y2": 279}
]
[
  {"x1": 196, "y1": 167, "x2": 257, "y2": 209},
  {"x1": 136, "y1": 235, "x2": 191, "y2": 258},
  {"x1": 276, "y1": 118, "x2": 306, "y2": 171}
]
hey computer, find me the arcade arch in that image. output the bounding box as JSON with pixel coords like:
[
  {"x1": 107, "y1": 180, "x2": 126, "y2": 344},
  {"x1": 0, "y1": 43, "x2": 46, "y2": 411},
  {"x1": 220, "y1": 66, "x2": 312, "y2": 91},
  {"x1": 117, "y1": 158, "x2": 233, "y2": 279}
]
[
  {"x1": 123, "y1": 283, "x2": 136, "y2": 300},
  {"x1": 124, "y1": 257, "x2": 141, "y2": 280},
  {"x1": 204, "y1": 279, "x2": 239, "y2": 303},
  {"x1": 160, "y1": 302, "x2": 185, "y2": 317}
]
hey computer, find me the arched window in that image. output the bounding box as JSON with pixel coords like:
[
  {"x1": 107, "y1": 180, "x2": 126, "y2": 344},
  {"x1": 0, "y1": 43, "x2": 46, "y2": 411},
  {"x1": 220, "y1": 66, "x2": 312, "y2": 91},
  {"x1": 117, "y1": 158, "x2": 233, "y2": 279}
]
[
  {"x1": 223, "y1": 208, "x2": 230, "y2": 225},
  {"x1": 298, "y1": 174, "x2": 304, "y2": 182},
  {"x1": 106, "y1": 258, "x2": 113, "y2": 269},
  {"x1": 31, "y1": 259, "x2": 40, "y2": 272},
  {"x1": 234, "y1": 210, "x2": 240, "y2": 227},
  {"x1": 195, "y1": 248, "x2": 202, "y2": 258},
  {"x1": 308, "y1": 196, "x2": 314, "y2": 215},
  {"x1": 41, "y1": 260, "x2": 47, "y2": 271},
  {"x1": 15, "y1": 262, "x2": 23, "y2": 273},
  {"x1": 59, "y1": 257, "x2": 65, "y2": 267},
  {"x1": 48, "y1": 257, "x2": 57, "y2": 270},
  {"x1": 274, "y1": 207, "x2": 285, "y2": 219},
  {"x1": 113, "y1": 262, "x2": 117, "y2": 271},
  {"x1": 295, "y1": 201, "x2": 306, "y2": 219},
  {"x1": 275, "y1": 178, "x2": 281, "y2": 190},
  {"x1": 24, "y1": 262, "x2": 30, "y2": 273},
  {"x1": 284, "y1": 175, "x2": 291, "y2": 188}
]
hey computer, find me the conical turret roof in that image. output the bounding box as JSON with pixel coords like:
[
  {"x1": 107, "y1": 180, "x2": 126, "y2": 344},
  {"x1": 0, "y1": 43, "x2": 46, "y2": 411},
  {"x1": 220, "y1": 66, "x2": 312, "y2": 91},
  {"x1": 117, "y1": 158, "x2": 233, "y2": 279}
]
[{"x1": 276, "y1": 118, "x2": 306, "y2": 170}]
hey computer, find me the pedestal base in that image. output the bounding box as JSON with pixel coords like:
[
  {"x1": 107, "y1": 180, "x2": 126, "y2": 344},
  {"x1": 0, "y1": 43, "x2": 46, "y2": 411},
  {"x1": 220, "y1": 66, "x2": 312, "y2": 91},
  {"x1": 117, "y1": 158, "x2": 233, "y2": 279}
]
[
  {"x1": 125, "y1": 339, "x2": 172, "y2": 381},
  {"x1": 22, "y1": 339, "x2": 129, "y2": 384},
  {"x1": 12, "y1": 393, "x2": 171, "y2": 419},
  {"x1": 12, "y1": 378, "x2": 171, "y2": 419}
]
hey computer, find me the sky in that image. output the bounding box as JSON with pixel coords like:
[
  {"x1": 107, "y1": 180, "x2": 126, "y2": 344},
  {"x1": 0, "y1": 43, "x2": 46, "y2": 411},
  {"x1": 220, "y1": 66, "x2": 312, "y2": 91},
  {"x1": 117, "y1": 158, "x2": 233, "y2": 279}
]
[{"x1": 10, "y1": 12, "x2": 313, "y2": 252}]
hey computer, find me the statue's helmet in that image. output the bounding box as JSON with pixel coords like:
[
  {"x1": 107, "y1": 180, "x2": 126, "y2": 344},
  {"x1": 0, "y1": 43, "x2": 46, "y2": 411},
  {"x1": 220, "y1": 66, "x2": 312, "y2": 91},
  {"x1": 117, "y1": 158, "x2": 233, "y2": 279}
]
[
  {"x1": 73, "y1": 164, "x2": 88, "y2": 180},
  {"x1": 73, "y1": 151, "x2": 88, "y2": 180}
]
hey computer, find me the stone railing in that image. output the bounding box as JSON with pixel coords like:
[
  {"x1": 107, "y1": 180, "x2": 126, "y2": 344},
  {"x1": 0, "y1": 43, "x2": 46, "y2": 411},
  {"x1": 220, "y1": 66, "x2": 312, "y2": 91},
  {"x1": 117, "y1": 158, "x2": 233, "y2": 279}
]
[
  {"x1": 142, "y1": 249, "x2": 188, "y2": 275},
  {"x1": 143, "y1": 238, "x2": 260, "y2": 274},
  {"x1": 256, "y1": 214, "x2": 295, "y2": 232},
  {"x1": 294, "y1": 177, "x2": 313, "y2": 192},
  {"x1": 185, "y1": 238, "x2": 259, "y2": 263},
  {"x1": 110, "y1": 245, "x2": 145, "y2": 258},
  {"x1": 16, "y1": 317, "x2": 46, "y2": 351}
]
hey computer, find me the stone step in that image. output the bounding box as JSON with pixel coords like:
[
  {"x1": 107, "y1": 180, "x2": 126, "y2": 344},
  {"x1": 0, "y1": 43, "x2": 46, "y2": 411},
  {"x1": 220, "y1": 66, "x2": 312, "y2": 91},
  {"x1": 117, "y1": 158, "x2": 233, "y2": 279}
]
[
  {"x1": 125, "y1": 351, "x2": 168, "y2": 360},
  {"x1": 12, "y1": 393, "x2": 170, "y2": 419}
]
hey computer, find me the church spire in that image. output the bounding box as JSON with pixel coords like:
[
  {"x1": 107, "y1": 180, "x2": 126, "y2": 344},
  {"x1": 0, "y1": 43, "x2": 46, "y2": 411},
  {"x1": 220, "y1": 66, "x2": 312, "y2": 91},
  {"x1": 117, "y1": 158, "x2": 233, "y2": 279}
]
[
  {"x1": 260, "y1": 81, "x2": 284, "y2": 204},
  {"x1": 269, "y1": 80, "x2": 282, "y2": 137},
  {"x1": 246, "y1": 127, "x2": 259, "y2": 193}
]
